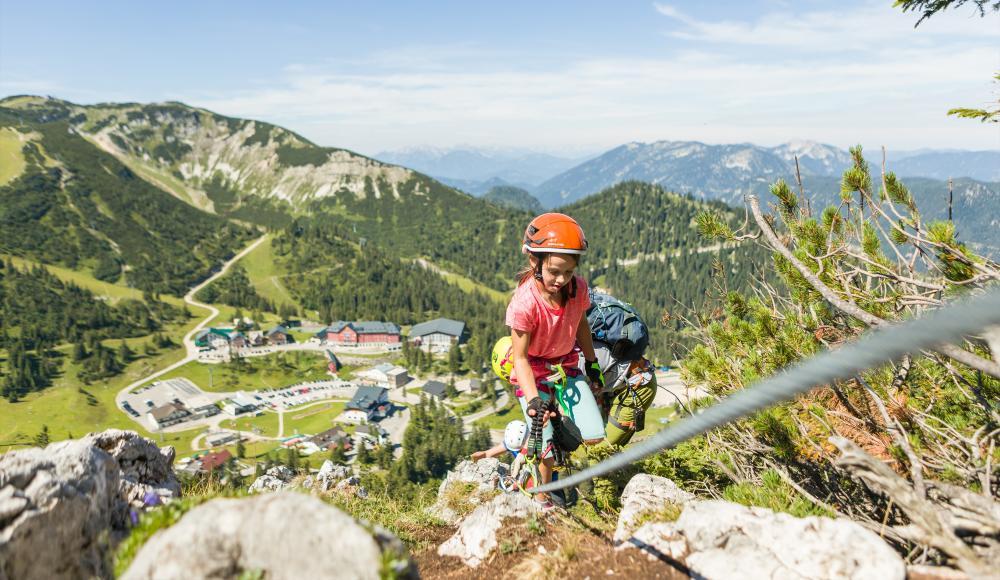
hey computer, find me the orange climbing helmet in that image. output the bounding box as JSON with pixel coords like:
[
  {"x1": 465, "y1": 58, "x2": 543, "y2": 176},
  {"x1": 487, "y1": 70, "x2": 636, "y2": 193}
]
[{"x1": 522, "y1": 213, "x2": 588, "y2": 255}]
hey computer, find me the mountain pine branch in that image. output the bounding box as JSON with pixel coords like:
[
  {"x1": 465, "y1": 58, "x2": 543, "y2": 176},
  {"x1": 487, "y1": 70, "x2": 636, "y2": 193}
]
[{"x1": 748, "y1": 195, "x2": 1000, "y2": 380}]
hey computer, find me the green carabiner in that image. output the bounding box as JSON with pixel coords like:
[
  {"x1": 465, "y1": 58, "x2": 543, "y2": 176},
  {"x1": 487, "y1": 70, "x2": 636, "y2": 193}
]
[{"x1": 551, "y1": 364, "x2": 573, "y2": 417}]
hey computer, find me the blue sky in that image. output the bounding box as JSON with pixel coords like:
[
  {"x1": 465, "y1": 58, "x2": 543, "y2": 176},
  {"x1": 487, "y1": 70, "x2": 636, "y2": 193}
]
[{"x1": 1, "y1": 1, "x2": 997, "y2": 156}]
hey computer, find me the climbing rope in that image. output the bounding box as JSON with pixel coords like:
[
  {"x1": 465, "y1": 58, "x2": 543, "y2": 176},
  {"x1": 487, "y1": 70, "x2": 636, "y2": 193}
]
[{"x1": 528, "y1": 288, "x2": 1000, "y2": 495}]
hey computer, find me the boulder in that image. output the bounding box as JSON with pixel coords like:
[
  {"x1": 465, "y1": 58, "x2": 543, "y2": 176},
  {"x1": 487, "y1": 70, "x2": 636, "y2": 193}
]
[
  {"x1": 438, "y1": 492, "x2": 543, "y2": 567},
  {"x1": 429, "y1": 459, "x2": 506, "y2": 524},
  {"x1": 315, "y1": 460, "x2": 352, "y2": 492},
  {"x1": 248, "y1": 465, "x2": 297, "y2": 494},
  {"x1": 0, "y1": 439, "x2": 125, "y2": 580},
  {"x1": 121, "y1": 492, "x2": 416, "y2": 580},
  {"x1": 334, "y1": 475, "x2": 368, "y2": 499},
  {"x1": 623, "y1": 499, "x2": 906, "y2": 580},
  {"x1": 318, "y1": 459, "x2": 351, "y2": 480},
  {"x1": 84, "y1": 429, "x2": 180, "y2": 507},
  {"x1": 613, "y1": 473, "x2": 695, "y2": 544}
]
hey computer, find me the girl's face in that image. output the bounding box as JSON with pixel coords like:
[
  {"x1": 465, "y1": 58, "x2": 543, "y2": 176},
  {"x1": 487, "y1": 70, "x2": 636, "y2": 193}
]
[{"x1": 532, "y1": 253, "x2": 577, "y2": 295}]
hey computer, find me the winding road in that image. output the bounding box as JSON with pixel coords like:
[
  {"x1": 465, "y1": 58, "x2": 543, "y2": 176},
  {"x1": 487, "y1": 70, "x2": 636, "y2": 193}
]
[{"x1": 114, "y1": 235, "x2": 269, "y2": 411}]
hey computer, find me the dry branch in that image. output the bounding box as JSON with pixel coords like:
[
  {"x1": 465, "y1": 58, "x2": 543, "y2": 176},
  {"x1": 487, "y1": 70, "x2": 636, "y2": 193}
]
[
  {"x1": 747, "y1": 195, "x2": 1000, "y2": 380},
  {"x1": 830, "y1": 436, "x2": 997, "y2": 576}
]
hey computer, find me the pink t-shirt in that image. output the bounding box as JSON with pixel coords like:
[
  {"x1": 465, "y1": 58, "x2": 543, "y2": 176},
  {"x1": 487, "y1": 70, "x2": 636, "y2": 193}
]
[{"x1": 505, "y1": 275, "x2": 590, "y2": 360}]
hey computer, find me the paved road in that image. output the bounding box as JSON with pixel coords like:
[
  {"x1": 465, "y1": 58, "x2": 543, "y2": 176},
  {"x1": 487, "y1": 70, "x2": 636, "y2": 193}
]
[
  {"x1": 114, "y1": 235, "x2": 268, "y2": 420},
  {"x1": 651, "y1": 369, "x2": 708, "y2": 409}
]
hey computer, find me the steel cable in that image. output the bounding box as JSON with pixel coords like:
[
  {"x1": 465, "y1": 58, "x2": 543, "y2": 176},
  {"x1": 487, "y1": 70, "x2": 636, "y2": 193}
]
[{"x1": 530, "y1": 288, "x2": 1000, "y2": 495}]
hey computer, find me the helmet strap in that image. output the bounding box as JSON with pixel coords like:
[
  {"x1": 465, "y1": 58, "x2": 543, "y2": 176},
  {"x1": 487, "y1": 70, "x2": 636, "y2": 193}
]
[{"x1": 532, "y1": 253, "x2": 544, "y2": 281}]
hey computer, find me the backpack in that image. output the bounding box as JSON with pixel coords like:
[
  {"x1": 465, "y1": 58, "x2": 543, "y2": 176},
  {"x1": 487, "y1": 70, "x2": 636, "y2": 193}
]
[{"x1": 586, "y1": 291, "x2": 649, "y2": 362}]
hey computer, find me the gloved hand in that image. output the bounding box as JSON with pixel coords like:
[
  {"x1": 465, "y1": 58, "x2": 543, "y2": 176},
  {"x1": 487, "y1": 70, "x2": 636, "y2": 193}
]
[
  {"x1": 526, "y1": 396, "x2": 547, "y2": 418},
  {"x1": 585, "y1": 359, "x2": 604, "y2": 389}
]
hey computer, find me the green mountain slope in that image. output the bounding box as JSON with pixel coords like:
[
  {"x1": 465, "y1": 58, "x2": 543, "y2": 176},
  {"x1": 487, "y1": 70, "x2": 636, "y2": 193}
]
[
  {"x1": 565, "y1": 181, "x2": 775, "y2": 361},
  {"x1": 0, "y1": 98, "x2": 254, "y2": 294},
  {"x1": 482, "y1": 185, "x2": 543, "y2": 213},
  {"x1": 10, "y1": 97, "x2": 527, "y2": 291}
]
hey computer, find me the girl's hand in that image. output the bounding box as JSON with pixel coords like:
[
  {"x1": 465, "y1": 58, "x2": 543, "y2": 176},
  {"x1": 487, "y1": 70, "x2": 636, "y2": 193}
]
[
  {"x1": 585, "y1": 360, "x2": 604, "y2": 390},
  {"x1": 471, "y1": 450, "x2": 487, "y2": 461},
  {"x1": 526, "y1": 396, "x2": 558, "y2": 425}
]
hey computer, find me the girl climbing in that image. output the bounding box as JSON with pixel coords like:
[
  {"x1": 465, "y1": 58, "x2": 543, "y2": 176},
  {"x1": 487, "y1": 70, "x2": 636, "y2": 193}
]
[{"x1": 503, "y1": 212, "x2": 606, "y2": 507}]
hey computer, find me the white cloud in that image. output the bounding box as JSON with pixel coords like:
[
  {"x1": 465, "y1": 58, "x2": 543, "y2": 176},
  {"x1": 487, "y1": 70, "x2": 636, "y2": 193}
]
[
  {"x1": 176, "y1": 2, "x2": 999, "y2": 154},
  {"x1": 653, "y1": 0, "x2": 999, "y2": 51},
  {"x1": 184, "y1": 48, "x2": 996, "y2": 153}
]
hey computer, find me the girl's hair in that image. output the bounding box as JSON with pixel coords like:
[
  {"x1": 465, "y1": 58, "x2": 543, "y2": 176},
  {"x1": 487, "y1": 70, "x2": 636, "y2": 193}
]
[{"x1": 516, "y1": 252, "x2": 580, "y2": 305}]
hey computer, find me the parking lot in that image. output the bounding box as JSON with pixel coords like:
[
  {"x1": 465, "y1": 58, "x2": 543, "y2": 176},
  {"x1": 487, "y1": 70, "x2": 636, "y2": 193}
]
[
  {"x1": 255, "y1": 379, "x2": 357, "y2": 410},
  {"x1": 121, "y1": 378, "x2": 226, "y2": 423}
]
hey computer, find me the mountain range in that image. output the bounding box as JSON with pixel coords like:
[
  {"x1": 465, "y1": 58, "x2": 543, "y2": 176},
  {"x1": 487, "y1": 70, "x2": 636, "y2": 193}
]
[
  {"x1": 534, "y1": 140, "x2": 1000, "y2": 208},
  {"x1": 3, "y1": 95, "x2": 997, "y2": 293},
  {"x1": 0, "y1": 95, "x2": 533, "y2": 293},
  {"x1": 373, "y1": 146, "x2": 591, "y2": 193}
]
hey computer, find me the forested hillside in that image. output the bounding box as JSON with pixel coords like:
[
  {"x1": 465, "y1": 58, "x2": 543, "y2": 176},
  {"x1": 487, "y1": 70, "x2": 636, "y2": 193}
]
[
  {"x1": 0, "y1": 260, "x2": 183, "y2": 401},
  {"x1": 270, "y1": 218, "x2": 509, "y2": 369},
  {"x1": 0, "y1": 101, "x2": 253, "y2": 294},
  {"x1": 564, "y1": 181, "x2": 774, "y2": 361},
  {"x1": 481, "y1": 185, "x2": 543, "y2": 213}
]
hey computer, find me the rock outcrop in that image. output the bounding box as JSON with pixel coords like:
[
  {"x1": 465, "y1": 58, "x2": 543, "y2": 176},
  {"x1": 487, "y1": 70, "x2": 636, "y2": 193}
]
[
  {"x1": 438, "y1": 492, "x2": 543, "y2": 567},
  {"x1": 613, "y1": 473, "x2": 695, "y2": 544},
  {"x1": 247, "y1": 465, "x2": 297, "y2": 494},
  {"x1": 121, "y1": 492, "x2": 415, "y2": 580},
  {"x1": 316, "y1": 460, "x2": 351, "y2": 490},
  {"x1": 429, "y1": 459, "x2": 505, "y2": 524},
  {"x1": 616, "y1": 475, "x2": 907, "y2": 580},
  {"x1": 84, "y1": 429, "x2": 180, "y2": 507},
  {"x1": 0, "y1": 438, "x2": 125, "y2": 580}
]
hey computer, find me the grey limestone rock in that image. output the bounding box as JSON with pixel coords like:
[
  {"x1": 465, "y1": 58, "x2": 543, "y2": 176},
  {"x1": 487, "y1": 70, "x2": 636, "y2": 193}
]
[
  {"x1": 613, "y1": 473, "x2": 696, "y2": 544},
  {"x1": 84, "y1": 429, "x2": 180, "y2": 507},
  {"x1": 247, "y1": 465, "x2": 297, "y2": 494},
  {"x1": 121, "y1": 492, "x2": 415, "y2": 580},
  {"x1": 429, "y1": 458, "x2": 506, "y2": 524},
  {"x1": 623, "y1": 499, "x2": 906, "y2": 580},
  {"x1": 437, "y1": 492, "x2": 543, "y2": 567},
  {"x1": 318, "y1": 459, "x2": 351, "y2": 481},
  {"x1": 0, "y1": 438, "x2": 124, "y2": 580},
  {"x1": 315, "y1": 460, "x2": 353, "y2": 492}
]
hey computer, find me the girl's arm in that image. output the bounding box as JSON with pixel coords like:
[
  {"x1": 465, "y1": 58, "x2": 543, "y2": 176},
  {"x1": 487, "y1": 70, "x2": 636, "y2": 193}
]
[
  {"x1": 576, "y1": 315, "x2": 597, "y2": 362},
  {"x1": 472, "y1": 443, "x2": 508, "y2": 461},
  {"x1": 511, "y1": 328, "x2": 538, "y2": 401}
]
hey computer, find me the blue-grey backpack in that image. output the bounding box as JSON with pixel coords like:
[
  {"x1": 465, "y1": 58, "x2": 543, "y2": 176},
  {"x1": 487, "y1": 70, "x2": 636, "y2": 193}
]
[{"x1": 586, "y1": 291, "x2": 649, "y2": 362}]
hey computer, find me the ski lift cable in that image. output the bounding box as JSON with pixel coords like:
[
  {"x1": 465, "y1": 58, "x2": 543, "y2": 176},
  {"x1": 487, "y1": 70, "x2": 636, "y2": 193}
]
[{"x1": 529, "y1": 287, "x2": 1000, "y2": 495}]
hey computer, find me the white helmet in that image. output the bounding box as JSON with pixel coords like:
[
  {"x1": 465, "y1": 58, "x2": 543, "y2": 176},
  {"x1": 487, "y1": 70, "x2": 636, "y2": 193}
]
[{"x1": 503, "y1": 420, "x2": 528, "y2": 452}]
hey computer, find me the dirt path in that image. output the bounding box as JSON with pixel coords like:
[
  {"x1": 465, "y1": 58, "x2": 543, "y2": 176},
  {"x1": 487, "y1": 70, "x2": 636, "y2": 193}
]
[{"x1": 616, "y1": 241, "x2": 740, "y2": 267}]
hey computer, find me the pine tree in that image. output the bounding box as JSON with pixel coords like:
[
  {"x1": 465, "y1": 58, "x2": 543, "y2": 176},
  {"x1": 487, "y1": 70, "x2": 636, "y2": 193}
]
[
  {"x1": 284, "y1": 447, "x2": 299, "y2": 470},
  {"x1": 34, "y1": 425, "x2": 50, "y2": 448},
  {"x1": 330, "y1": 443, "x2": 347, "y2": 464},
  {"x1": 118, "y1": 340, "x2": 134, "y2": 364},
  {"x1": 448, "y1": 342, "x2": 462, "y2": 374},
  {"x1": 236, "y1": 438, "x2": 246, "y2": 459},
  {"x1": 356, "y1": 441, "x2": 372, "y2": 465},
  {"x1": 375, "y1": 444, "x2": 393, "y2": 470},
  {"x1": 72, "y1": 340, "x2": 88, "y2": 362}
]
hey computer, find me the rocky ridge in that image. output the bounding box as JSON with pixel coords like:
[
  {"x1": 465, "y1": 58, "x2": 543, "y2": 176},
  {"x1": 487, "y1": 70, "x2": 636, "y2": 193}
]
[{"x1": 3, "y1": 431, "x2": 994, "y2": 579}]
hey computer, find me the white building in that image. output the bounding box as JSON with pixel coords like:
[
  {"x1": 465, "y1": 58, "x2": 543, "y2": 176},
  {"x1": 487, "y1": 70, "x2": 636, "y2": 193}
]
[
  {"x1": 358, "y1": 363, "x2": 410, "y2": 388},
  {"x1": 408, "y1": 318, "x2": 465, "y2": 353}
]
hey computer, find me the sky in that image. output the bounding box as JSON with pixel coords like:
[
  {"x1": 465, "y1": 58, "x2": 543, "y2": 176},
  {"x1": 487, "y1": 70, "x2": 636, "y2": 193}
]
[{"x1": 1, "y1": 0, "x2": 998, "y2": 157}]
